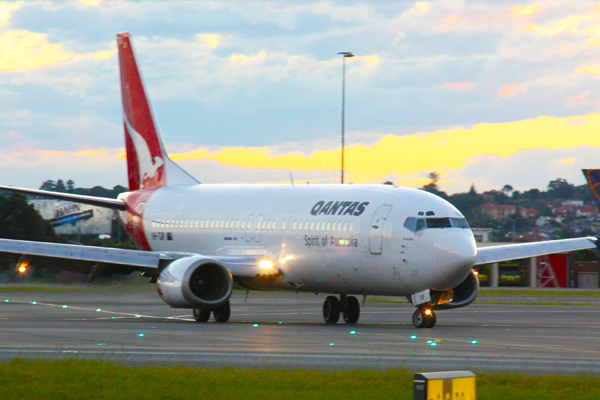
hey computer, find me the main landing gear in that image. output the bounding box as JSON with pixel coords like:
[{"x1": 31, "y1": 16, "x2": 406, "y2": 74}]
[
  {"x1": 193, "y1": 300, "x2": 231, "y2": 323},
  {"x1": 412, "y1": 307, "x2": 436, "y2": 329},
  {"x1": 323, "y1": 294, "x2": 360, "y2": 324}
]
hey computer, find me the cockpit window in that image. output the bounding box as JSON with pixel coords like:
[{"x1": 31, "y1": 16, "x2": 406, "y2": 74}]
[
  {"x1": 404, "y1": 217, "x2": 469, "y2": 232},
  {"x1": 426, "y1": 218, "x2": 451, "y2": 228},
  {"x1": 450, "y1": 218, "x2": 470, "y2": 229},
  {"x1": 403, "y1": 217, "x2": 416, "y2": 232}
]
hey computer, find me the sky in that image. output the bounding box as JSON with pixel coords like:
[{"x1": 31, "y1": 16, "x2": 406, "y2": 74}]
[{"x1": 1, "y1": 0, "x2": 600, "y2": 194}]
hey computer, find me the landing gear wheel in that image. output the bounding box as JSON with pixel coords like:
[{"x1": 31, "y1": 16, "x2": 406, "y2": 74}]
[
  {"x1": 412, "y1": 309, "x2": 428, "y2": 328},
  {"x1": 424, "y1": 310, "x2": 436, "y2": 328},
  {"x1": 342, "y1": 296, "x2": 360, "y2": 324},
  {"x1": 193, "y1": 308, "x2": 211, "y2": 323},
  {"x1": 323, "y1": 296, "x2": 341, "y2": 324},
  {"x1": 213, "y1": 301, "x2": 231, "y2": 323}
]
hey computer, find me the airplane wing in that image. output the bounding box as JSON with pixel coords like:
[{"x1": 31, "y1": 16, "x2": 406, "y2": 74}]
[
  {"x1": 0, "y1": 239, "x2": 269, "y2": 282},
  {"x1": 0, "y1": 185, "x2": 126, "y2": 210},
  {"x1": 475, "y1": 237, "x2": 598, "y2": 265}
]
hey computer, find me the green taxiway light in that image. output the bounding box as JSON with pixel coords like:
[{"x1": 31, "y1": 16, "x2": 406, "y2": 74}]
[
  {"x1": 410, "y1": 335, "x2": 417, "y2": 340},
  {"x1": 430, "y1": 342, "x2": 438, "y2": 347},
  {"x1": 253, "y1": 324, "x2": 259, "y2": 327},
  {"x1": 96, "y1": 309, "x2": 101, "y2": 312},
  {"x1": 138, "y1": 333, "x2": 145, "y2": 338},
  {"x1": 471, "y1": 340, "x2": 478, "y2": 345},
  {"x1": 32, "y1": 302, "x2": 36, "y2": 305},
  {"x1": 4, "y1": 300, "x2": 8, "y2": 302},
  {"x1": 278, "y1": 322, "x2": 282, "y2": 324},
  {"x1": 62, "y1": 305, "x2": 67, "y2": 308},
  {"x1": 350, "y1": 330, "x2": 356, "y2": 335},
  {"x1": 329, "y1": 343, "x2": 335, "y2": 346},
  {"x1": 98, "y1": 343, "x2": 103, "y2": 346}
]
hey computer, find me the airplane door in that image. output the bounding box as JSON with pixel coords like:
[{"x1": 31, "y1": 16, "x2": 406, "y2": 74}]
[
  {"x1": 254, "y1": 214, "x2": 263, "y2": 243},
  {"x1": 245, "y1": 214, "x2": 254, "y2": 242},
  {"x1": 370, "y1": 205, "x2": 392, "y2": 254}
]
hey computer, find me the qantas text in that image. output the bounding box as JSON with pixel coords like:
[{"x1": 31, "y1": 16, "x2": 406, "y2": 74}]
[{"x1": 310, "y1": 201, "x2": 370, "y2": 216}]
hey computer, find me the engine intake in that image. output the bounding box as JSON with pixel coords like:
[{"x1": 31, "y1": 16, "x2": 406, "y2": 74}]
[
  {"x1": 157, "y1": 256, "x2": 233, "y2": 309},
  {"x1": 433, "y1": 270, "x2": 479, "y2": 310}
]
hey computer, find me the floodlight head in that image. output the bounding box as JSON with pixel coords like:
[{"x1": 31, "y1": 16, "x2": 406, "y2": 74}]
[{"x1": 338, "y1": 52, "x2": 354, "y2": 57}]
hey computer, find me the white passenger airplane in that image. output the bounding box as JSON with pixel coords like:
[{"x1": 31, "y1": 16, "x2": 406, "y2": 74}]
[{"x1": 0, "y1": 33, "x2": 596, "y2": 328}]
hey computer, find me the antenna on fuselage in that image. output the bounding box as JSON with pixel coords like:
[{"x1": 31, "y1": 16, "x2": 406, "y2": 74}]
[{"x1": 289, "y1": 172, "x2": 295, "y2": 187}]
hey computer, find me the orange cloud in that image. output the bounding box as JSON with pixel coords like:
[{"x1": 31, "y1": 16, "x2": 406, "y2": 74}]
[
  {"x1": 166, "y1": 114, "x2": 600, "y2": 184},
  {"x1": 0, "y1": 1, "x2": 21, "y2": 25},
  {"x1": 0, "y1": 31, "x2": 72, "y2": 70},
  {"x1": 437, "y1": 15, "x2": 469, "y2": 32},
  {"x1": 197, "y1": 34, "x2": 221, "y2": 49},
  {"x1": 525, "y1": 16, "x2": 591, "y2": 36},
  {"x1": 498, "y1": 86, "x2": 526, "y2": 97},
  {"x1": 575, "y1": 67, "x2": 599, "y2": 75},
  {"x1": 512, "y1": 4, "x2": 539, "y2": 17},
  {"x1": 443, "y1": 82, "x2": 476, "y2": 91},
  {"x1": 558, "y1": 157, "x2": 575, "y2": 164},
  {"x1": 566, "y1": 94, "x2": 596, "y2": 108},
  {"x1": 0, "y1": 30, "x2": 113, "y2": 71}
]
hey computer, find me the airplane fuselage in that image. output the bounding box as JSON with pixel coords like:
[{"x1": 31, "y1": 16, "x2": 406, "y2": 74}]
[{"x1": 119, "y1": 184, "x2": 477, "y2": 297}]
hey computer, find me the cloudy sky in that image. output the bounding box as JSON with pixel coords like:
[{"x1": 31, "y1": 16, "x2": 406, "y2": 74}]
[{"x1": 1, "y1": 0, "x2": 600, "y2": 194}]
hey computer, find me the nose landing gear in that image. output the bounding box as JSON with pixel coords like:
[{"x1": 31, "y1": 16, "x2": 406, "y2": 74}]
[
  {"x1": 412, "y1": 307, "x2": 436, "y2": 328},
  {"x1": 323, "y1": 294, "x2": 360, "y2": 324}
]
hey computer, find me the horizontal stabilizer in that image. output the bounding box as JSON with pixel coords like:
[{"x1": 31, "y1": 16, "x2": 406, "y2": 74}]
[{"x1": 0, "y1": 185, "x2": 127, "y2": 210}]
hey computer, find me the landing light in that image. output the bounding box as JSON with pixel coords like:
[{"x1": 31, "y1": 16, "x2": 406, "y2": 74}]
[
  {"x1": 259, "y1": 260, "x2": 274, "y2": 270},
  {"x1": 473, "y1": 270, "x2": 479, "y2": 276},
  {"x1": 424, "y1": 309, "x2": 432, "y2": 316},
  {"x1": 17, "y1": 265, "x2": 27, "y2": 274}
]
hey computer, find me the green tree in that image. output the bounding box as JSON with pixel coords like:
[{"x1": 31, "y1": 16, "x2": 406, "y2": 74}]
[
  {"x1": 39, "y1": 180, "x2": 56, "y2": 191},
  {"x1": 547, "y1": 178, "x2": 576, "y2": 199},
  {"x1": 421, "y1": 171, "x2": 448, "y2": 199},
  {"x1": 0, "y1": 194, "x2": 57, "y2": 242}
]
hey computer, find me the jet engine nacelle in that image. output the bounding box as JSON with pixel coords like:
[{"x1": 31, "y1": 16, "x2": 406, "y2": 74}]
[
  {"x1": 157, "y1": 255, "x2": 233, "y2": 309},
  {"x1": 433, "y1": 270, "x2": 479, "y2": 310}
]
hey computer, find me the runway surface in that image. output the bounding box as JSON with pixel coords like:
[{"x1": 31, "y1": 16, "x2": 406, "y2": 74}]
[{"x1": 1, "y1": 286, "x2": 600, "y2": 374}]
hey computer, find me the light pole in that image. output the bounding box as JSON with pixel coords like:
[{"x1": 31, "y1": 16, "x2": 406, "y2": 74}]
[
  {"x1": 338, "y1": 51, "x2": 354, "y2": 184},
  {"x1": 507, "y1": 216, "x2": 523, "y2": 242}
]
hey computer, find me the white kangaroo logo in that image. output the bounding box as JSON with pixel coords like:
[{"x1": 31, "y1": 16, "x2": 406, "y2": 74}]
[{"x1": 124, "y1": 116, "x2": 164, "y2": 186}]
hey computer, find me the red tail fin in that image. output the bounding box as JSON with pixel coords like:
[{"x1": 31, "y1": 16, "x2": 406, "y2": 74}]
[{"x1": 117, "y1": 33, "x2": 198, "y2": 191}]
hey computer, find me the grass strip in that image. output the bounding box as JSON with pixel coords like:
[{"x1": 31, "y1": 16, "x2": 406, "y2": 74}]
[
  {"x1": 0, "y1": 286, "x2": 86, "y2": 293},
  {"x1": 1, "y1": 359, "x2": 600, "y2": 400},
  {"x1": 479, "y1": 290, "x2": 600, "y2": 297}
]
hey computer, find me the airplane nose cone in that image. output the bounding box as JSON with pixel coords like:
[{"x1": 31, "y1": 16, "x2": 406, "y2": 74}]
[{"x1": 434, "y1": 231, "x2": 477, "y2": 289}]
